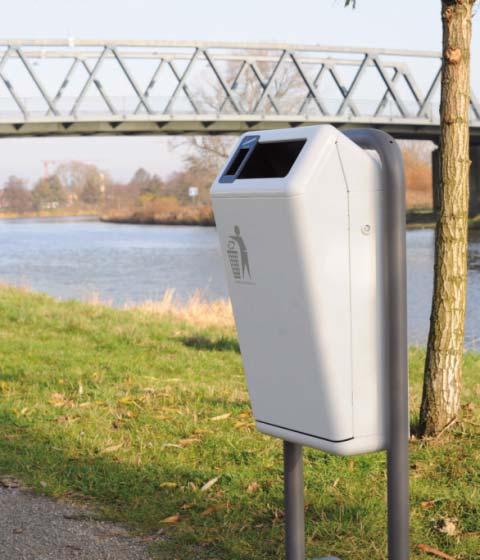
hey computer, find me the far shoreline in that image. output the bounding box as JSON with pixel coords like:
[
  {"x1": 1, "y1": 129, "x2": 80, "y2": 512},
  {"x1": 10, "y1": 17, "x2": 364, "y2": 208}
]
[
  {"x1": 99, "y1": 215, "x2": 215, "y2": 227},
  {"x1": 0, "y1": 210, "x2": 97, "y2": 220},
  {"x1": 4, "y1": 209, "x2": 480, "y2": 231}
]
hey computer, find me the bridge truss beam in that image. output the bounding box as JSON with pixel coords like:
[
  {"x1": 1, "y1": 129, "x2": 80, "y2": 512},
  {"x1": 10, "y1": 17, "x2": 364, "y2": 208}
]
[{"x1": 0, "y1": 39, "x2": 477, "y2": 139}]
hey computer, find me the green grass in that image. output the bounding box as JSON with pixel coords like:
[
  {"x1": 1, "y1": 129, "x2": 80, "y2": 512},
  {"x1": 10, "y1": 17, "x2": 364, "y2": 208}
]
[{"x1": 0, "y1": 286, "x2": 479, "y2": 559}]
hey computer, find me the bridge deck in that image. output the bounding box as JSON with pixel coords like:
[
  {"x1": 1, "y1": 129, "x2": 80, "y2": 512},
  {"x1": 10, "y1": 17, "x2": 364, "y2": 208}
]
[
  {"x1": 0, "y1": 39, "x2": 478, "y2": 141},
  {"x1": 1, "y1": 114, "x2": 479, "y2": 142}
]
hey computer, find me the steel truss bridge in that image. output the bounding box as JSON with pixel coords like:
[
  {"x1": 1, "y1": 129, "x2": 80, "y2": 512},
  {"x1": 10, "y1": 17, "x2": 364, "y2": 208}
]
[{"x1": 0, "y1": 39, "x2": 478, "y2": 141}]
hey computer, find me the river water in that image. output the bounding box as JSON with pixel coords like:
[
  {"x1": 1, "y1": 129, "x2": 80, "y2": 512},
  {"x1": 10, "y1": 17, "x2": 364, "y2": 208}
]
[{"x1": 1, "y1": 216, "x2": 479, "y2": 349}]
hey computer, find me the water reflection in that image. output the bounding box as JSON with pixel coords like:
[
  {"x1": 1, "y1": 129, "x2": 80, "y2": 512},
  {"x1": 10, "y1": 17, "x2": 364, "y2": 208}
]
[
  {"x1": 0, "y1": 217, "x2": 228, "y2": 305},
  {"x1": 0, "y1": 217, "x2": 479, "y2": 349},
  {"x1": 407, "y1": 228, "x2": 480, "y2": 349},
  {"x1": 468, "y1": 230, "x2": 480, "y2": 272}
]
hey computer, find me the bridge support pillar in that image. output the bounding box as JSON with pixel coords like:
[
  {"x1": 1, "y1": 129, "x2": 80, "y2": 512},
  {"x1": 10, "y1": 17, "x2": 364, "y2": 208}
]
[{"x1": 470, "y1": 146, "x2": 480, "y2": 218}]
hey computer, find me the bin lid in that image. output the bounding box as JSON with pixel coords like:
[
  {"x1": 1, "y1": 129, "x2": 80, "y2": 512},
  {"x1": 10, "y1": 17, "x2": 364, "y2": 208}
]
[{"x1": 211, "y1": 124, "x2": 380, "y2": 198}]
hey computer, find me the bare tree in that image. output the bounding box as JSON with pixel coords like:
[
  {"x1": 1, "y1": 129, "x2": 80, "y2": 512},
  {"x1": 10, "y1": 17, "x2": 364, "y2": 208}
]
[
  {"x1": 32, "y1": 175, "x2": 67, "y2": 210},
  {"x1": 2, "y1": 176, "x2": 33, "y2": 212},
  {"x1": 55, "y1": 161, "x2": 110, "y2": 198},
  {"x1": 420, "y1": 0, "x2": 476, "y2": 436},
  {"x1": 346, "y1": 0, "x2": 477, "y2": 436},
  {"x1": 177, "y1": 51, "x2": 306, "y2": 173}
]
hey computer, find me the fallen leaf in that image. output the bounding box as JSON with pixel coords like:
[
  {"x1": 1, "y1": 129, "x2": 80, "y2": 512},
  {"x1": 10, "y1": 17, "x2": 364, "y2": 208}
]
[
  {"x1": 436, "y1": 517, "x2": 458, "y2": 537},
  {"x1": 462, "y1": 530, "x2": 480, "y2": 537},
  {"x1": 247, "y1": 481, "x2": 260, "y2": 494},
  {"x1": 49, "y1": 392, "x2": 68, "y2": 407},
  {"x1": 100, "y1": 443, "x2": 123, "y2": 454},
  {"x1": 161, "y1": 514, "x2": 180, "y2": 524},
  {"x1": 78, "y1": 382, "x2": 84, "y2": 396},
  {"x1": 118, "y1": 396, "x2": 134, "y2": 404},
  {"x1": 416, "y1": 544, "x2": 456, "y2": 560},
  {"x1": 40, "y1": 481, "x2": 47, "y2": 488},
  {"x1": 234, "y1": 421, "x2": 252, "y2": 430},
  {"x1": 332, "y1": 478, "x2": 340, "y2": 488},
  {"x1": 201, "y1": 476, "x2": 220, "y2": 492},
  {"x1": 201, "y1": 506, "x2": 217, "y2": 516},
  {"x1": 210, "y1": 413, "x2": 231, "y2": 422},
  {"x1": 201, "y1": 504, "x2": 226, "y2": 516},
  {"x1": 180, "y1": 503, "x2": 194, "y2": 510},
  {"x1": 421, "y1": 501, "x2": 435, "y2": 510},
  {"x1": 179, "y1": 438, "x2": 200, "y2": 447},
  {"x1": 162, "y1": 443, "x2": 183, "y2": 449},
  {"x1": 0, "y1": 476, "x2": 19, "y2": 489},
  {"x1": 160, "y1": 482, "x2": 177, "y2": 489}
]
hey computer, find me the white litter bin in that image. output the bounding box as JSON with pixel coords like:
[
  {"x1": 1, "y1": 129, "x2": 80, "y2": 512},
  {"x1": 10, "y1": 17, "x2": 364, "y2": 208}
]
[{"x1": 211, "y1": 125, "x2": 388, "y2": 456}]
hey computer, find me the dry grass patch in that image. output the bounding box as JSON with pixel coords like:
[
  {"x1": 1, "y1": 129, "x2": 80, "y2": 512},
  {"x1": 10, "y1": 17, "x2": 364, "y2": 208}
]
[
  {"x1": 102, "y1": 197, "x2": 215, "y2": 226},
  {"x1": 128, "y1": 289, "x2": 234, "y2": 329}
]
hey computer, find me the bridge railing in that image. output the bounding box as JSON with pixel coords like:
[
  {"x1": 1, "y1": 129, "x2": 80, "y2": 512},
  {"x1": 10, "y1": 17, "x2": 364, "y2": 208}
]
[{"x1": 0, "y1": 40, "x2": 478, "y2": 135}]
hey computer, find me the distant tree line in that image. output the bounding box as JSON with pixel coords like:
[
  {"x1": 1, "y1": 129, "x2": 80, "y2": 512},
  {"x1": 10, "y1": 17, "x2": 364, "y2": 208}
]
[
  {"x1": 0, "y1": 161, "x2": 109, "y2": 213},
  {"x1": 0, "y1": 139, "x2": 433, "y2": 216},
  {"x1": 0, "y1": 156, "x2": 216, "y2": 215}
]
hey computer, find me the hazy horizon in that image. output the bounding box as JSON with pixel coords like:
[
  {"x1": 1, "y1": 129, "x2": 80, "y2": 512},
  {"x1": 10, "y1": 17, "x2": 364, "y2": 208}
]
[{"x1": 0, "y1": 136, "x2": 184, "y2": 188}]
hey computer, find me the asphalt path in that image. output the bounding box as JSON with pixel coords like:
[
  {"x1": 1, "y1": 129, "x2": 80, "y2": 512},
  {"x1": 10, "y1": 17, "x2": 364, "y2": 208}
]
[{"x1": 0, "y1": 483, "x2": 154, "y2": 560}]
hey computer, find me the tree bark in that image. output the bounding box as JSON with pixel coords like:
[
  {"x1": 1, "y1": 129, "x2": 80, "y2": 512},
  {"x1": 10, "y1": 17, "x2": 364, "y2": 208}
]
[{"x1": 419, "y1": 0, "x2": 475, "y2": 437}]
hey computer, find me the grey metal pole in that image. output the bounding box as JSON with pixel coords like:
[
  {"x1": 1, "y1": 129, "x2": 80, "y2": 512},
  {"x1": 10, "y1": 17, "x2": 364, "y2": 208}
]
[
  {"x1": 284, "y1": 441, "x2": 305, "y2": 560},
  {"x1": 344, "y1": 128, "x2": 409, "y2": 560}
]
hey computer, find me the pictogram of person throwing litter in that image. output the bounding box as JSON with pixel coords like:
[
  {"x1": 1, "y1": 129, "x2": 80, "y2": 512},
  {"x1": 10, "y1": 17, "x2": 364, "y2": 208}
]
[{"x1": 227, "y1": 225, "x2": 251, "y2": 280}]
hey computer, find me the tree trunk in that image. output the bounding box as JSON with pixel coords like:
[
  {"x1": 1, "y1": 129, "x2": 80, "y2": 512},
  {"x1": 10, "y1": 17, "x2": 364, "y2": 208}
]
[{"x1": 419, "y1": 0, "x2": 474, "y2": 437}]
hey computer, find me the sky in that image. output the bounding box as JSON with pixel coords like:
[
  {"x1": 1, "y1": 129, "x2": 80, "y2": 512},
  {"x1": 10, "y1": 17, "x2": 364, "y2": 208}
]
[{"x1": 0, "y1": 0, "x2": 479, "y2": 186}]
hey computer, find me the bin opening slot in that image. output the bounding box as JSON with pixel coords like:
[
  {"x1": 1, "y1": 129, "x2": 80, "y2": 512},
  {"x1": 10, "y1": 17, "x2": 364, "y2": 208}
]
[
  {"x1": 225, "y1": 148, "x2": 250, "y2": 176},
  {"x1": 238, "y1": 139, "x2": 306, "y2": 179}
]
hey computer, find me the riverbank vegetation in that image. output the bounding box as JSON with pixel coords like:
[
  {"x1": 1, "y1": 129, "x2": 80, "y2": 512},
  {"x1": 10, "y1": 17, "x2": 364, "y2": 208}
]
[
  {"x1": 0, "y1": 208, "x2": 97, "y2": 220},
  {"x1": 0, "y1": 151, "x2": 215, "y2": 223},
  {"x1": 102, "y1": 196, "x2": 214, "y2": 226},
  {"x1": 126, "y1": 288, "x2": 234, "y2": 329},
  {"x1": 0, "y1": 285, "x2": 478, "y2": 559},
  {"x1": 0, "y1": 139, "x2": 467, "y2": 229}
]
